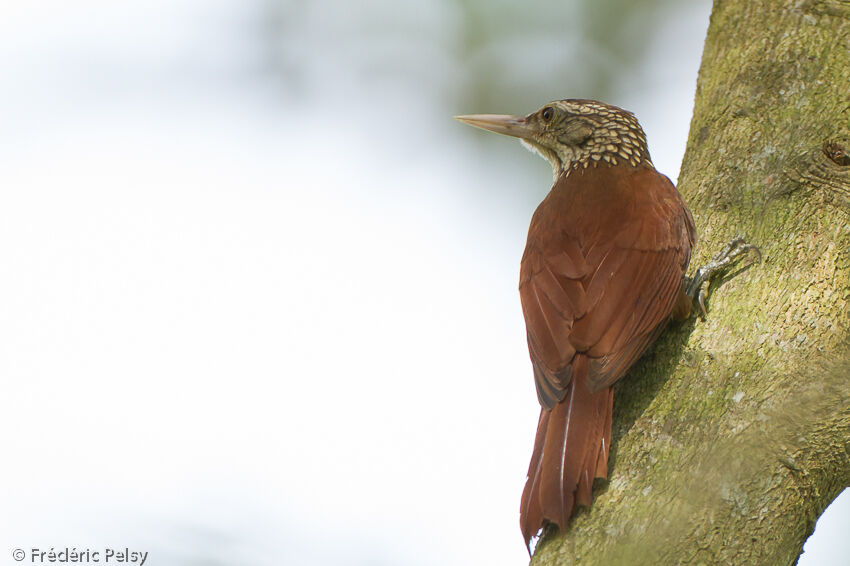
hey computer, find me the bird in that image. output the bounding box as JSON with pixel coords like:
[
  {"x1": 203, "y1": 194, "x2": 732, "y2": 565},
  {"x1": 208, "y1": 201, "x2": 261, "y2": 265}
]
[{"x1": 456, "y1": 99, "x2": 699, "y2": 550}]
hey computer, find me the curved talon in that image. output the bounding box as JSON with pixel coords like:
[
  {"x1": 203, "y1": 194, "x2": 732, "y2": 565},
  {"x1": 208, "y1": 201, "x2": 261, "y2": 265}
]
[
  {"x1": 685, "y1": 236, "x2": 760, "y2": 317},
  {"x1": 698, "y1": 288, "x2": 708, "y2": 318}
]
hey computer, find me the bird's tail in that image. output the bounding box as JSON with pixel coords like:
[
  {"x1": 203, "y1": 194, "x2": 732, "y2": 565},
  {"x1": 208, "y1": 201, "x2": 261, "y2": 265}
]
[{"x1": 519, "y1": 354, "x2": 615, "y2": 550}]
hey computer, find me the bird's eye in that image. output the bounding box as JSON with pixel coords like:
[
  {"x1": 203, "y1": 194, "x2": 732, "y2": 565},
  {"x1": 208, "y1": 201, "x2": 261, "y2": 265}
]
[{"x1": 541, "y1": 107, "x2": 554, "y2": 122}]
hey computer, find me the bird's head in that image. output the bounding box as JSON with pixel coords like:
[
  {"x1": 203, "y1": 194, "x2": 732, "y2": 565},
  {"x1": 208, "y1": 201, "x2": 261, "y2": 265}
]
[{"x1": 456, "y1": 99, "x2": 652, "y2": 178}]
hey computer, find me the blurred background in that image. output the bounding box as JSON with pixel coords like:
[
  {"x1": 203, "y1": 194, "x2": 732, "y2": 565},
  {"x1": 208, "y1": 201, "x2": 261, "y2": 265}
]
[{"x1": 0, "y1": 0, "x2": 846, "y2": 564}]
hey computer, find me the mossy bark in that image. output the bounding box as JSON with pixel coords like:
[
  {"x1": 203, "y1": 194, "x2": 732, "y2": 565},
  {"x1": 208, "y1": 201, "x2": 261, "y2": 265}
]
[{"x1": 530, "y1": 1, "x2": 850, "y2": 564}]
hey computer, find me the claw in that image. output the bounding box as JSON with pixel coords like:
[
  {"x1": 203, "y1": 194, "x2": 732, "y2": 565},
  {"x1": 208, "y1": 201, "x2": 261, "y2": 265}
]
[
  {"x1": 698, "y1": 288, "x2": 708, "y2": 318},
  {"x1": 686, "y1": 236, "x2": 760, "y2": 317}
]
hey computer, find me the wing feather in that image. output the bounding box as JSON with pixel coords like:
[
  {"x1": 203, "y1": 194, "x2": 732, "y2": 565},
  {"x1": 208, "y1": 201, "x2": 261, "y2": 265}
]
[{"x1": 521, "y1": 166, "x2": 694, "y2": 405}]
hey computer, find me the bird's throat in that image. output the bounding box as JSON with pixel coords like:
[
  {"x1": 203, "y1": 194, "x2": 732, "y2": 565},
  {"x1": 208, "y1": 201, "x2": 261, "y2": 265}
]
[{"x1": 519, "y1": 138, "x2": 563, "y2": 182}]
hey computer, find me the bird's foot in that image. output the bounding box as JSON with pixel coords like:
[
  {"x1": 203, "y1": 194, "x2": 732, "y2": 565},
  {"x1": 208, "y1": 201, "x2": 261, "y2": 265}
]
[{"x1": 685, "y1": 236, "x2": 761, "y2": 317}]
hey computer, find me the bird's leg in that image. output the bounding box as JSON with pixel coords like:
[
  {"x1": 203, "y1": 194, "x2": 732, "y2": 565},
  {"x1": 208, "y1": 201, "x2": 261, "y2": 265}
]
[{"x1": 684, "y1": 236, "x2": 761, "y2": 317}]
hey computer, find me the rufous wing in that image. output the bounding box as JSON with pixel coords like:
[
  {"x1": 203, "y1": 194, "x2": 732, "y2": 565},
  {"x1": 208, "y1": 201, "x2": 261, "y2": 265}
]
[{"x1": 520, "y1": 167, "x2": 695, "y2": 403}]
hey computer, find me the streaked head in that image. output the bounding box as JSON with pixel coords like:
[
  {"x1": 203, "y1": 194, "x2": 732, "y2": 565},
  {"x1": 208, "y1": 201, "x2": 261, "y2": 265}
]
[{"x1": 456, "y1": 99, "x2": 652, "y2": 177}]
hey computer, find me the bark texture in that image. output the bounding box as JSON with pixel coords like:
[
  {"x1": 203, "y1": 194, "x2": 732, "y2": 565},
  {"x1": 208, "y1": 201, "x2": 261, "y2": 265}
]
[{"x1": 530, "y1": 1, "x2": 850, "y2": 564}]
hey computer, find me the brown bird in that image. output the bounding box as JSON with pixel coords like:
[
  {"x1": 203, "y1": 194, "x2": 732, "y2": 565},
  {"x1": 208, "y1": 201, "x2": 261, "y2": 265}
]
[{"x1": 457, "y1": 99, "x2": 705, "y2": 550}]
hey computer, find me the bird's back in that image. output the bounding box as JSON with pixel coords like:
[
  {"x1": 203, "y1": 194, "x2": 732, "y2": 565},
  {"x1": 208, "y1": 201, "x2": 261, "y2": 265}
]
[{"x1": 520, "y1": 164, "x2": 695, "y2": 407}]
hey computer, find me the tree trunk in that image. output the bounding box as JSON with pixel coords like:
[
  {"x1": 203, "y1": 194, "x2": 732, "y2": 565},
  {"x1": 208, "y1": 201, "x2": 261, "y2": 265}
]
[{"x1": 530, "y1": 1, "x2": 850, "y2": 564}]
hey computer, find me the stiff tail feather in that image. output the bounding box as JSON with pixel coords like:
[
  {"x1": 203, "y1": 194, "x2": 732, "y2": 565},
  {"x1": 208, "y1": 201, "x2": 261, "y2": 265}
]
[{"x1": 519, "y1": 354, "x2": 615, "y2": 551}]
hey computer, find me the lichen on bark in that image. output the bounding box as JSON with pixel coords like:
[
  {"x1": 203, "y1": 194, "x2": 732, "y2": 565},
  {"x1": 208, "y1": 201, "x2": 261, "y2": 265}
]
[{"x1": 529, "y1": 1, "x2": 850, "y2": 564}]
